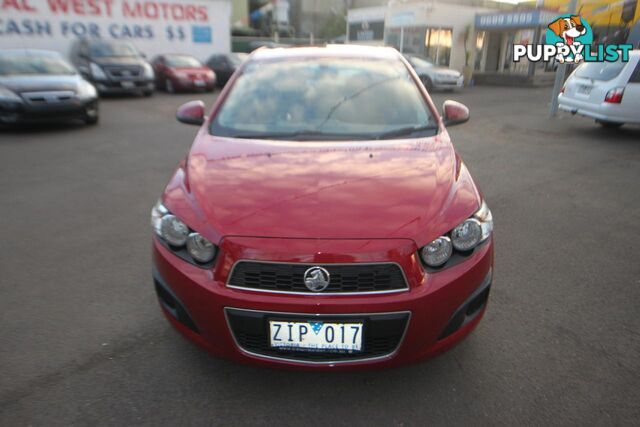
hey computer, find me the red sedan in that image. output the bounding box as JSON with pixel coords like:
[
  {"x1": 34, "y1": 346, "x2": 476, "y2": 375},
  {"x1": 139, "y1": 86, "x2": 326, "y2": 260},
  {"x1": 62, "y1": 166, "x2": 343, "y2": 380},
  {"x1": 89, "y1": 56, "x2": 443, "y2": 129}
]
[
  {"x1": 151, "y1": 54, "x2": 215, "y2": 93},
  {"x1": 151, "y1": 46, "x2": 493, "y2": 369}
]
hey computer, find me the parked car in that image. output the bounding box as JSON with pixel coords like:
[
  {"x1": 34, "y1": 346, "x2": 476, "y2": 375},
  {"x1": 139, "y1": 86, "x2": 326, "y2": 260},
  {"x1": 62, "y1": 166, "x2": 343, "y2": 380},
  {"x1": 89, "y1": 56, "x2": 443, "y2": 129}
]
[
  {"x1": 70, "y1": 40, "x2": 154, "y2": 96},
  {"x1": 151, "y1": 45, "x2": 493, "y2": 370},
  {"x1": 558, "y1": 50, "x2": 640, "y2": 128},
  {"x1": 404, "y1": 55, "x2": 464, "y2": 91},
  {"x1": 0, "y1": 49, "x2": 98, "y2": 125},
  {"x1": 247, "y1": 41, "x2": 287, "y2": 51},
  {"x1": 151, "y1": 54, "x2": 216, "y2": 93},
  {"x1": 205, "y1": 53, "x2": 248, "y2": 87}
]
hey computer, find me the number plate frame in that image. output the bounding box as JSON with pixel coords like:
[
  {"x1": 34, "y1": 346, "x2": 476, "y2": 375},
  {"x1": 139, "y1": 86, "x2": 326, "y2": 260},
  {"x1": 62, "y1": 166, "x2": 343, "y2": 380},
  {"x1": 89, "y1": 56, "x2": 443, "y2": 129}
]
[
  {"x1": 577, "y1": 84, "x2": 592, "y2": 95},
  {"x1": 268, "y1": 319, "x2": 365, "y2": 353}
]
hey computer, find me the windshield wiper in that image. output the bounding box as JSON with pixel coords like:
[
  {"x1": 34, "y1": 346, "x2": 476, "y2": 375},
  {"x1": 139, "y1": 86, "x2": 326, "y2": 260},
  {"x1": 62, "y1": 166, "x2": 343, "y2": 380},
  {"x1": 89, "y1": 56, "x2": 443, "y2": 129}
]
[
  {"x1": 228, "y1": 125, "x2": 438, "y2": 141},
  {"x1": 373, "y1": 124, "x2": 439, "y2": 140},
  {"x1": 230, "y1": 130, "x2": 370, "y2": 141}
]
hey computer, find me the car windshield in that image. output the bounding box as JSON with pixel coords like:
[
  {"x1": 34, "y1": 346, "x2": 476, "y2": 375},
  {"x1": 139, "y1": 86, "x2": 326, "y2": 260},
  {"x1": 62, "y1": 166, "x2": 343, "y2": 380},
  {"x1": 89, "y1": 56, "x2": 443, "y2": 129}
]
[
  {"x1": 210, "y1": 57, "x2": 437, "y2": 140},
  {"x1": 0, "y1": 54, "x2": 76, "y2": 76},
  {"x1": 409, "y1": 56, "x2": 434, "y2": 68},
  {"x1": 574, "y1": 61, "x2": 626, "y2": 81},
  {"x1": 165, "y1": 55, "x2": 202, "y2": 68},
  {"x1": 89, "y1": 42, "x2": 139, "y2": 58},
  {"x1": 228, "y1": 53, "x2": 248, "y2": 66}
]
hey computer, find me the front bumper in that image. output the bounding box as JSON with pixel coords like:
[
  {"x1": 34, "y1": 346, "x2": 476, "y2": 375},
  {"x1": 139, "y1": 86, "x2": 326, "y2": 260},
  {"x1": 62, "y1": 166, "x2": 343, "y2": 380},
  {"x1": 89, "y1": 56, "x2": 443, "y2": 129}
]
[
  {"x1": 433, "y1": 76, "x2": 464, "y2": 90},
  {"x1": 92, "y1": 79, "x2": 154, "y2": 94},
  {"x1": 172, "y1": 77, "x2": 216, "y2": 92},
  {"x1": 0, "y1": 99, "x2": 97, "y2": 124},
  {"x1": 152, "y1": 236, "x2": 493, "y2": 370}
]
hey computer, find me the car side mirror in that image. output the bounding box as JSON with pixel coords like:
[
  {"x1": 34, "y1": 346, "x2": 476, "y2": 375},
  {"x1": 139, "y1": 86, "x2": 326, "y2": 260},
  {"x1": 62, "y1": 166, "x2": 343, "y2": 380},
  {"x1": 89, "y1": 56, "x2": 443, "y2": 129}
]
[
  {"x1": 442, "y1": 100, "x2": 470, "y2": 127},
  {"x1": 176, "y1": 101, "x2": 205, "y2": 126}
]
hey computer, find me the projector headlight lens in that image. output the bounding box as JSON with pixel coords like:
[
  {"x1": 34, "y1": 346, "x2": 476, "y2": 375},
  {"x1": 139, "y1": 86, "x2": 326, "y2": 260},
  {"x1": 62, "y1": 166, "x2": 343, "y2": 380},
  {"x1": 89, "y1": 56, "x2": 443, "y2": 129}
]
[
  {"x1": 187, "y1": 233, "x2": 216, "y2": 263},
  {"x1": 160, "y1": 214, "x2": 189, "y2": 246},
  {"x1": 420, "y1": 236, "x2": 453, "y2": 267},
  {"x1": 451, "y1": 219, "x2": 482, "y2": 251}
]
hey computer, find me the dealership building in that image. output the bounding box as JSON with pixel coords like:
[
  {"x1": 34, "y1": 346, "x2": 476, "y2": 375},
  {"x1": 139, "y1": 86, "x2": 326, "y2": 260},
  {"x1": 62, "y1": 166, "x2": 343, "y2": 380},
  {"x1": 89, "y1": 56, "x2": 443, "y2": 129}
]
[
  {"x1": 348, "y1": 1, "x2": 493, "y2": 75},
  {"x1": 347, "y1": 0, "x2": 640, "y2": 86}
]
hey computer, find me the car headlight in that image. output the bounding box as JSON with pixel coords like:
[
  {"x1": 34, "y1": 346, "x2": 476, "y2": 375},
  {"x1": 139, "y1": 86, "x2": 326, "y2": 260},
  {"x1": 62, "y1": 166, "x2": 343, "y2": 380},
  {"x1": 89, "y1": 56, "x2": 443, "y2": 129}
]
[
  {"x1": 90, "y1": 63, "x2": 107, "y2": 80},
  {"x1": 451, "y1": 219, "x2": 482, "y2": 251},
  {"x1": 187, "y1": 232, "x2": 216, "y2": 263},
  {"x1": 420, "y1": 236, "x2": 453, "y2": 267},
  {"x1": 142, "y1": 63, "x2": 154, "y2": 79},
  {"x1": 160, "y1": 214, "x2": 189, "y2": 246},
  {"x1": 151, "y1": 200, "x2": 217, "y2": 265},
  {"x1": 77, "y1": 80, "x2": 97, "y2": 100},
  {"x1": 0, "y1": 86, "x2": 22, "y2": 102},
  {"x1": 419, "y1": 200, "x2": 493, "y2": 268}
]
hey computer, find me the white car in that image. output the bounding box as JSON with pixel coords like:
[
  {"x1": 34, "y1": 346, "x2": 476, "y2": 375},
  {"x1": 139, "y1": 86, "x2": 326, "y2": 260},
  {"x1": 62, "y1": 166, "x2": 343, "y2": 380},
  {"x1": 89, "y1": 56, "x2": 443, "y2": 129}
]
[
  {"x1": 404, "y1": 55, "x2": 464, "y2": 91},
  {"x1": 558, "y1": 50, "x2": 640, "y2": 128}
]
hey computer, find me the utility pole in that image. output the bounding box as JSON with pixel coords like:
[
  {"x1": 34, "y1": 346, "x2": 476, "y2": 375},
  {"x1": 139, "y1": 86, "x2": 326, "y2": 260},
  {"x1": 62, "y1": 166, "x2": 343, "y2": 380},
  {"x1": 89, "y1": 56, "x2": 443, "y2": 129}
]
[
  {"x1": 549, "y1": 0, "x2": 578, "y2": 117},
  {"x1": 273, "y1": 0, "x2": 279, "y2": 43}
]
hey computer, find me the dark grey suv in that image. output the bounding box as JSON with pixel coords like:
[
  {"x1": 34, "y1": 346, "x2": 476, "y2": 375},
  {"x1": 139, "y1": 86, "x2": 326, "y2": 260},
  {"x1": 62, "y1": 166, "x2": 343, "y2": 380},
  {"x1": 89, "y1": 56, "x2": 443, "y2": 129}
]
[{"x1": 70, "y1": 40, "x2": 155, "y2": 96}]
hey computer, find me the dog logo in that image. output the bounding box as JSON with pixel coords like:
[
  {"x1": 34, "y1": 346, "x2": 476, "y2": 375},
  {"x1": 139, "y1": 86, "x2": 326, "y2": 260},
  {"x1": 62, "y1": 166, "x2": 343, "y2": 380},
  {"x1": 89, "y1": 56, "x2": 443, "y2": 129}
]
[
  {"x1": 514, "y1": 14, "x2": 630, "y2": 64},
  {"x1": 546, "y1": 14, "x2": 594, "y2": 63},
  {"x1": 303, "y1": 266, "x2": 330, "y2": 292}
]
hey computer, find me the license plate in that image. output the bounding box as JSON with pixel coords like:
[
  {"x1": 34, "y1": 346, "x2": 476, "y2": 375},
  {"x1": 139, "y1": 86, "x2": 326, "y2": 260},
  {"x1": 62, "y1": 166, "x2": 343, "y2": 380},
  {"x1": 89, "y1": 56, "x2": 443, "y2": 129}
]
[
  {"x1": 577, "y1": 85, "x2": 592, "y2": 95},
  {"x1": 269, "y1": 320, "x2": 363, "y2": 352},
  {"x1": 121, "y1": 81, "x2": 135, "y2": 88},
  {"x1": 194, "y1": 80, "x2": 205, "y2": 87}
]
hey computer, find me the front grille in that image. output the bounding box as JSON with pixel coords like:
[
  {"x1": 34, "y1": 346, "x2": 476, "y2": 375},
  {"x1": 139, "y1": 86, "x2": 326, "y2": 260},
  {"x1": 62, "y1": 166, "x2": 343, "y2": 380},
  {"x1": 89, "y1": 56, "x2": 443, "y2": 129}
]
[
  {"x1": 105, "y1": 66, "x2": 141, "y2": 79},
  {"x1": 21, "y1": 91, "x2": 76, "y2": 104},
  {"x1": 225, "y1": 308, "x2": 410, "y2": 363},
  {"x1": 228, "y1": 261, "x2": 408, "y2": 294}
]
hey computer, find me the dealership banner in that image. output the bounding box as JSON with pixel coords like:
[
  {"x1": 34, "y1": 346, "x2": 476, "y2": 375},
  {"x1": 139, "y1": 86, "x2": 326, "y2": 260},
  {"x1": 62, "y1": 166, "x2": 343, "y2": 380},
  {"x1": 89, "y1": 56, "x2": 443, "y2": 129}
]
[{"x1": 0, "y1": 0, "x2": 231, "y2": 60}]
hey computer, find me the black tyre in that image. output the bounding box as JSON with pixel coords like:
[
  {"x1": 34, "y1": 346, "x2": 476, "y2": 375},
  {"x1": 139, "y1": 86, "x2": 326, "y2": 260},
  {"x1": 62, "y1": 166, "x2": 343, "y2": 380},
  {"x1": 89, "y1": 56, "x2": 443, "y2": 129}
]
[
  {"x1": 143, "y1": 89, "x2": 154, "y2": 97},
  {"x1": 596, "y1": 120, "x2": 623, "y2": 129},
  {"x1": 421, "y1": 75, "x2": 434, "y2": 91},
  {"x1": 83, "y1": 104, "x2": 99, "y2": 125}
]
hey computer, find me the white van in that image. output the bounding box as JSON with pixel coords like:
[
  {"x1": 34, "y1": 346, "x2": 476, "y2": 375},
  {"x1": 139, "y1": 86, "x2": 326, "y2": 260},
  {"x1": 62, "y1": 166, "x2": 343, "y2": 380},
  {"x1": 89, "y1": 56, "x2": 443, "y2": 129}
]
[{"x1": 558, "y1": 50, "x2": 640, "y2": 128}]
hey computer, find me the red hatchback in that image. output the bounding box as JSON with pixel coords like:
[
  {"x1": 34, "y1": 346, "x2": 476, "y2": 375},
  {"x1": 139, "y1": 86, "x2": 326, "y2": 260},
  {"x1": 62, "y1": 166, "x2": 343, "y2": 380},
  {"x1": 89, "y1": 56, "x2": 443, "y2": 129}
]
[
  {"x1": 151, "y1": 54, "x2": 215, "y2": 93},
  {"x1": 151, "y1": 46, "x2": 493, "y2": 369}
]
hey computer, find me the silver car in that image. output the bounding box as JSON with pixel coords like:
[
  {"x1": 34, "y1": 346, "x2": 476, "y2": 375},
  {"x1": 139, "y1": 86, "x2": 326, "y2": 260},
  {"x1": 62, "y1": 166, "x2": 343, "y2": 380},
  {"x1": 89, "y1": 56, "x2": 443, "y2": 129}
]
[
  {"x1": 558, "y1": 50, "x2": 640, "y2": 128},
  {"x1": 404, "y1": 55, "x2": 464, "y2": 91}
]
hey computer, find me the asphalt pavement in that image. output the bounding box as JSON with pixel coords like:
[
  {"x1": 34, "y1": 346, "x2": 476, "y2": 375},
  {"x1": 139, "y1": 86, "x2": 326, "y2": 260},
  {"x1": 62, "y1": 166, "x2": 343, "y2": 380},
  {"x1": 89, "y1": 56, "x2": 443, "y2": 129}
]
[{"x1": 1, "y1": 86, "x2": 639, "y2": 426}]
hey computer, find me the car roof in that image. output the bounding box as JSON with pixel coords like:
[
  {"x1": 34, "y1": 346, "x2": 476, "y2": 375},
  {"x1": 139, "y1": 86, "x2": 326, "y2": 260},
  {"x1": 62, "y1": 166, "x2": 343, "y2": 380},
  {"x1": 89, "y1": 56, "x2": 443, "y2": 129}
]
[
  {"x1": 162, "y1": 53, "x2": 198, "y2": 58},
  {"x1": 210, "y1": 52, "x2": 245, "y2": 57},
  {"x1": 250, "y1": 44, "x2": 401, "y2": 62},
  {"x1": 0, "y1": 49, "x2": 63, "y2": 58},
  {"x1": 85, "y1": 39, "x2": 130, "y2": 45}
]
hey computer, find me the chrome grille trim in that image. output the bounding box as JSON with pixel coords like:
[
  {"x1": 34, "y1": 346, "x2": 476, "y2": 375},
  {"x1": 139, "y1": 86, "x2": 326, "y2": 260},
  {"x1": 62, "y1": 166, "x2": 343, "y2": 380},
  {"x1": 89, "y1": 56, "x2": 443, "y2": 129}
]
[{"x1": 226, "y1": 260, "x2": 410, "y2": 295}]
